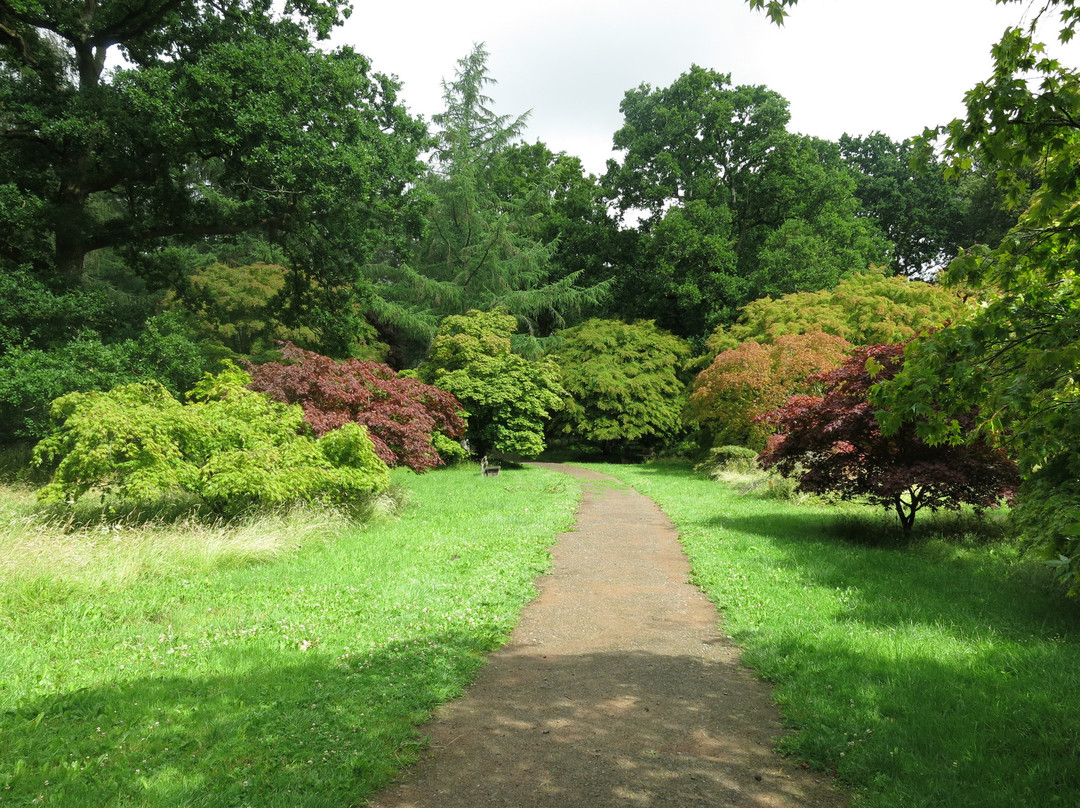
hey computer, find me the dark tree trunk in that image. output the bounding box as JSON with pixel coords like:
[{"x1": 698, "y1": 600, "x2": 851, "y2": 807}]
[{"x1": 893, "y1": 491, "x2": 919, "y2": 534}]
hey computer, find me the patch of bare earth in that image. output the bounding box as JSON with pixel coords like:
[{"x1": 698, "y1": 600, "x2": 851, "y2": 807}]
[{"x1": 367, "y1": 464, "x2": 846, "y2": 807}]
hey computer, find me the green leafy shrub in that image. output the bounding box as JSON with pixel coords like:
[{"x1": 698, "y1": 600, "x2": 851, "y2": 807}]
[
  {"x1": 550, "y1": 319, "x2": 690, "y2": 458},
  {"x1": 33, "y1": 366, "x2": 389, "y2": 517},
  {"x1": 421, "y1": 309, "x2": 565, "y2": 458},
  {"x1": 736, "y1": 468, "x2": 810, "y2": 502},
  {"x1": 0, "y1": 314, "x2": 206, "y2": 442}
]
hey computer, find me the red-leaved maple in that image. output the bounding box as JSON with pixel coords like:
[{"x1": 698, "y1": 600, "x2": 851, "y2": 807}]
[
  {"x1": 247, "y1": 343, "x2": 465, "y2": 472},
  {"x1": 758, "y1": 343, "x2": 1019, "y2": 533}
]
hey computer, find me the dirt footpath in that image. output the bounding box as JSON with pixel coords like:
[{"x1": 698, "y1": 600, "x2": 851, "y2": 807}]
[{"x1": 367, "y1": 464, "x2": 846, "y2": 808}]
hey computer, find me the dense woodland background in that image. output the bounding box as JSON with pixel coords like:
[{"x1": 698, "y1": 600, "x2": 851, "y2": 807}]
[{"x1": 1, "y1": 1, "x2": 1078, "y2": 593}]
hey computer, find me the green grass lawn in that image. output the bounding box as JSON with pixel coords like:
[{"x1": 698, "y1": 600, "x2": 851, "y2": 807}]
[
  {"x1": 586, "y1": 461, "x2": 1080, "y2": 808},
  {"x1": 0, "y1": 464, "x2": 580, "y2": 808}
]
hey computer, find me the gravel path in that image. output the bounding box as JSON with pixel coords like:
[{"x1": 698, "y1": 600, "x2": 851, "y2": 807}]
[{"x1": 367, "y1": 464, "x2": 846, "y2": 807}]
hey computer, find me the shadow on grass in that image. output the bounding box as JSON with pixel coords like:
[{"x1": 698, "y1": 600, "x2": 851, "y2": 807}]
[
  {"x1": 754, "y1": 630, "x2": 1080, "y2": 806},
  {"x1": 0, "y1": 631, "x2": 492, "y2": 808},
  {"x1": 701, "y1": 500, "x2": 1080, "y2": 640}
]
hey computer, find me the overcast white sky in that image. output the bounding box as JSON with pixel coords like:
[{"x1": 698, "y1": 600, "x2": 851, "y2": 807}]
[{"x1": 331, "y1": 0, "x2": 1076, "y2": 175}]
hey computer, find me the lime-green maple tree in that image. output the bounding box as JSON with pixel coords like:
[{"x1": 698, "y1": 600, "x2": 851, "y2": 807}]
[
  {"x1": 551, "y1": 319, "x2": 690, "y2": 457},
  {"x1": 420, "y1": 309, "x2": 564, "y2": 459}
]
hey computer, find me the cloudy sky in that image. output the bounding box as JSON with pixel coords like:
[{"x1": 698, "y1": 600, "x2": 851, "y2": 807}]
[{"x1": 332, "y1": 0, "x2": 1075, "y2": 175}]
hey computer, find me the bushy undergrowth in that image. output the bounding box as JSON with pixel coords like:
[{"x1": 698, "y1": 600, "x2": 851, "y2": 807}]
[
  {"x1": 0, "y1": 463, "x2": 580, "y2": 807},
  {"x1": 34, "y1": 365, "x2": 389, "y2": 517},
  {"x1": 590, "y1": 461, "x2": 1080, "y2": 808},
  {"x1": 0, "y1": 313, "x2": 207, "y2": 442},
  {"x1": 694, "y1": 445, "x2": 759, "y2": 475}
]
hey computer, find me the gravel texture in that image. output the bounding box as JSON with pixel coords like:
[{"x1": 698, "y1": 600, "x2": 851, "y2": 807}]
[{"x1": 367, "y1": 464, "x2": 846, "y2": 807}]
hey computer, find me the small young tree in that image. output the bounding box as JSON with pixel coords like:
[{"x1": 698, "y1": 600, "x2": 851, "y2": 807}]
[
  {"x1": 758, "y1": 343, "x2": 1019, "y2": 533},
  {"x1": 551, "y1": 319, "x2": 690, "y2": 458},
  {"x1": 246, "y1": 343, "x2": 465, "y2": 472},
  {"x1": 420, "y1": 309, "x2": 564, "y2": 458},
  {"x1": 688, "y1": 331, "x2": 851, "y2": 450}
]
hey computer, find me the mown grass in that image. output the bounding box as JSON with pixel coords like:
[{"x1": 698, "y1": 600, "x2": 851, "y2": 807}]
[
  {"x1": 586, "y1": 460, "x2": 1080, "y2": 808},
  {"x1": 0, "y1": 463, "x2": 580, "y2": 807}
]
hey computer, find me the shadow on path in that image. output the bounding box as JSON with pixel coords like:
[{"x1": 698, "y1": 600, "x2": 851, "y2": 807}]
[{"x1": 368, "y1": 464, "x2": 845, "y2": 808}]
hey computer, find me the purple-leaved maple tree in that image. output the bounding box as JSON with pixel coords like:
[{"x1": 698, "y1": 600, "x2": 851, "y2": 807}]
[
  {"x1": 247, "y1": 343, "x2": 465, "y2": 473},
  {"x1": 758, "y1": 343, "x2": 1019, "y2": 533}
]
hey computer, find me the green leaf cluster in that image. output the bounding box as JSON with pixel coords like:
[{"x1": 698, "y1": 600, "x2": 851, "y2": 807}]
[
  {"x1": 604, "y1": 67, "x2": 889, "y2": 339},
  {"x1": 864, "y1": 2, "x2": 1080, "y2": 593},
  {"x1": 33, "y1": 365, "x2": 389, "y2": 516},
  {"x1": 0, "y1": 313, "x2": 207, "y2": 441},
  {"x1": 0, "y1": 0, "x2": 427, "y2": 358},
  {"x1": 421, "y1": 309, "x2": 564, "y2": 458},
  {"x1": 551, "y1": 319, "x2": 691, "y2": 455},
  {"x1": 177, "y1": 261, "x2": 316, "y2": 359},
  {"x1": 706, "y1": 268, "x2": 968, "y2": 355}
]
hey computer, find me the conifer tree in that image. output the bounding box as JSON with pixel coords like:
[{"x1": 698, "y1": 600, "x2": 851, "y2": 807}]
[{"x1": 371, "y1": 45, "x2": 607, "y2": 361}]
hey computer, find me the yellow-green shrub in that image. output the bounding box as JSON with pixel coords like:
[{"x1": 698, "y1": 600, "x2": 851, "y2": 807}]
[{"x1": 34, "y1": 366, "x2": 389, "y2": 516}]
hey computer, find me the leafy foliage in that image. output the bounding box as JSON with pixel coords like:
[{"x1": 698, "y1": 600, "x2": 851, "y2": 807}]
[
  {"x1": 550, "y1": 319, "x2": 690, "y2": 456},
  {"x1": 603, "y1": 66, "x2": 889, "y2": 338},
  {"x1": 178, "y1": 262, "x2": 316, "y2": 359},
  {"x1": 0, "y1": 266, "x2": 124, "y2": 353},
  {"x1": 760, "y1": 344, "x2": 1019, "y2": 533},
  {"x1": 246, "y1": 342, "x2": 465, "y2": 472},
  {"x1": 33, "y1": 365, "x2": 389, "y2": 516},
  {"x1": 689, "y1": 331, "x2": 851, "y2": 450},
  {"x1": 838, "y1": 134, "x2": 1021, "y2": 278},
  {"x1": 0, "y1": 0, "x2": 427, "y2": 344},
  {"x1": 420, "y1": 309, "x2": 564, "y2": 458},
  {"x1": 0, "y1": 314, "x2": 206, "y2": 441},
  {"x1": 693, "y1": 444, "x2": 760, "y2": 475},
  {"x1": 858, "y1": 3, "x2": 1080, "y2": 591},
  {"x1": 706, "y1": 268, "x2": 969, "y2": 354}
]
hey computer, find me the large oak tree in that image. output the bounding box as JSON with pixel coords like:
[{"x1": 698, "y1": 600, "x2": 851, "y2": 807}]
[{"x1": 0, "y1": 0, "x2": 426, "y2": 302}]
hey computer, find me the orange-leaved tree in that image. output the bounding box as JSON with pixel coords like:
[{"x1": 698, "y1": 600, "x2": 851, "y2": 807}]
[{"x1": 688, "y1": 331, "x2": 851, "y2": 450}]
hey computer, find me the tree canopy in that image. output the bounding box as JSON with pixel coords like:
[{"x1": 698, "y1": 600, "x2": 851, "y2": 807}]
[
  {"x1": 705, "y1": 268, "x2": 970, "y2": 354},
  {"x1": 689, "y1": 331, "x2": 851, "y2": 450},
  {"x1": 839, "y1": 134, "x2": 1006, "y2": 277},
  {"x1": 0, "y1": 0, "x2": 426, "y2": 329},
  {"x1": 420, "y1": 309, "x2": 564, "y2": 459},
  {"x1": 603, "y1": 66, "x2": 889, "y2": 339},
  {"x1": 369, "y1": 44, "x2": 608, "y2": 363}
]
